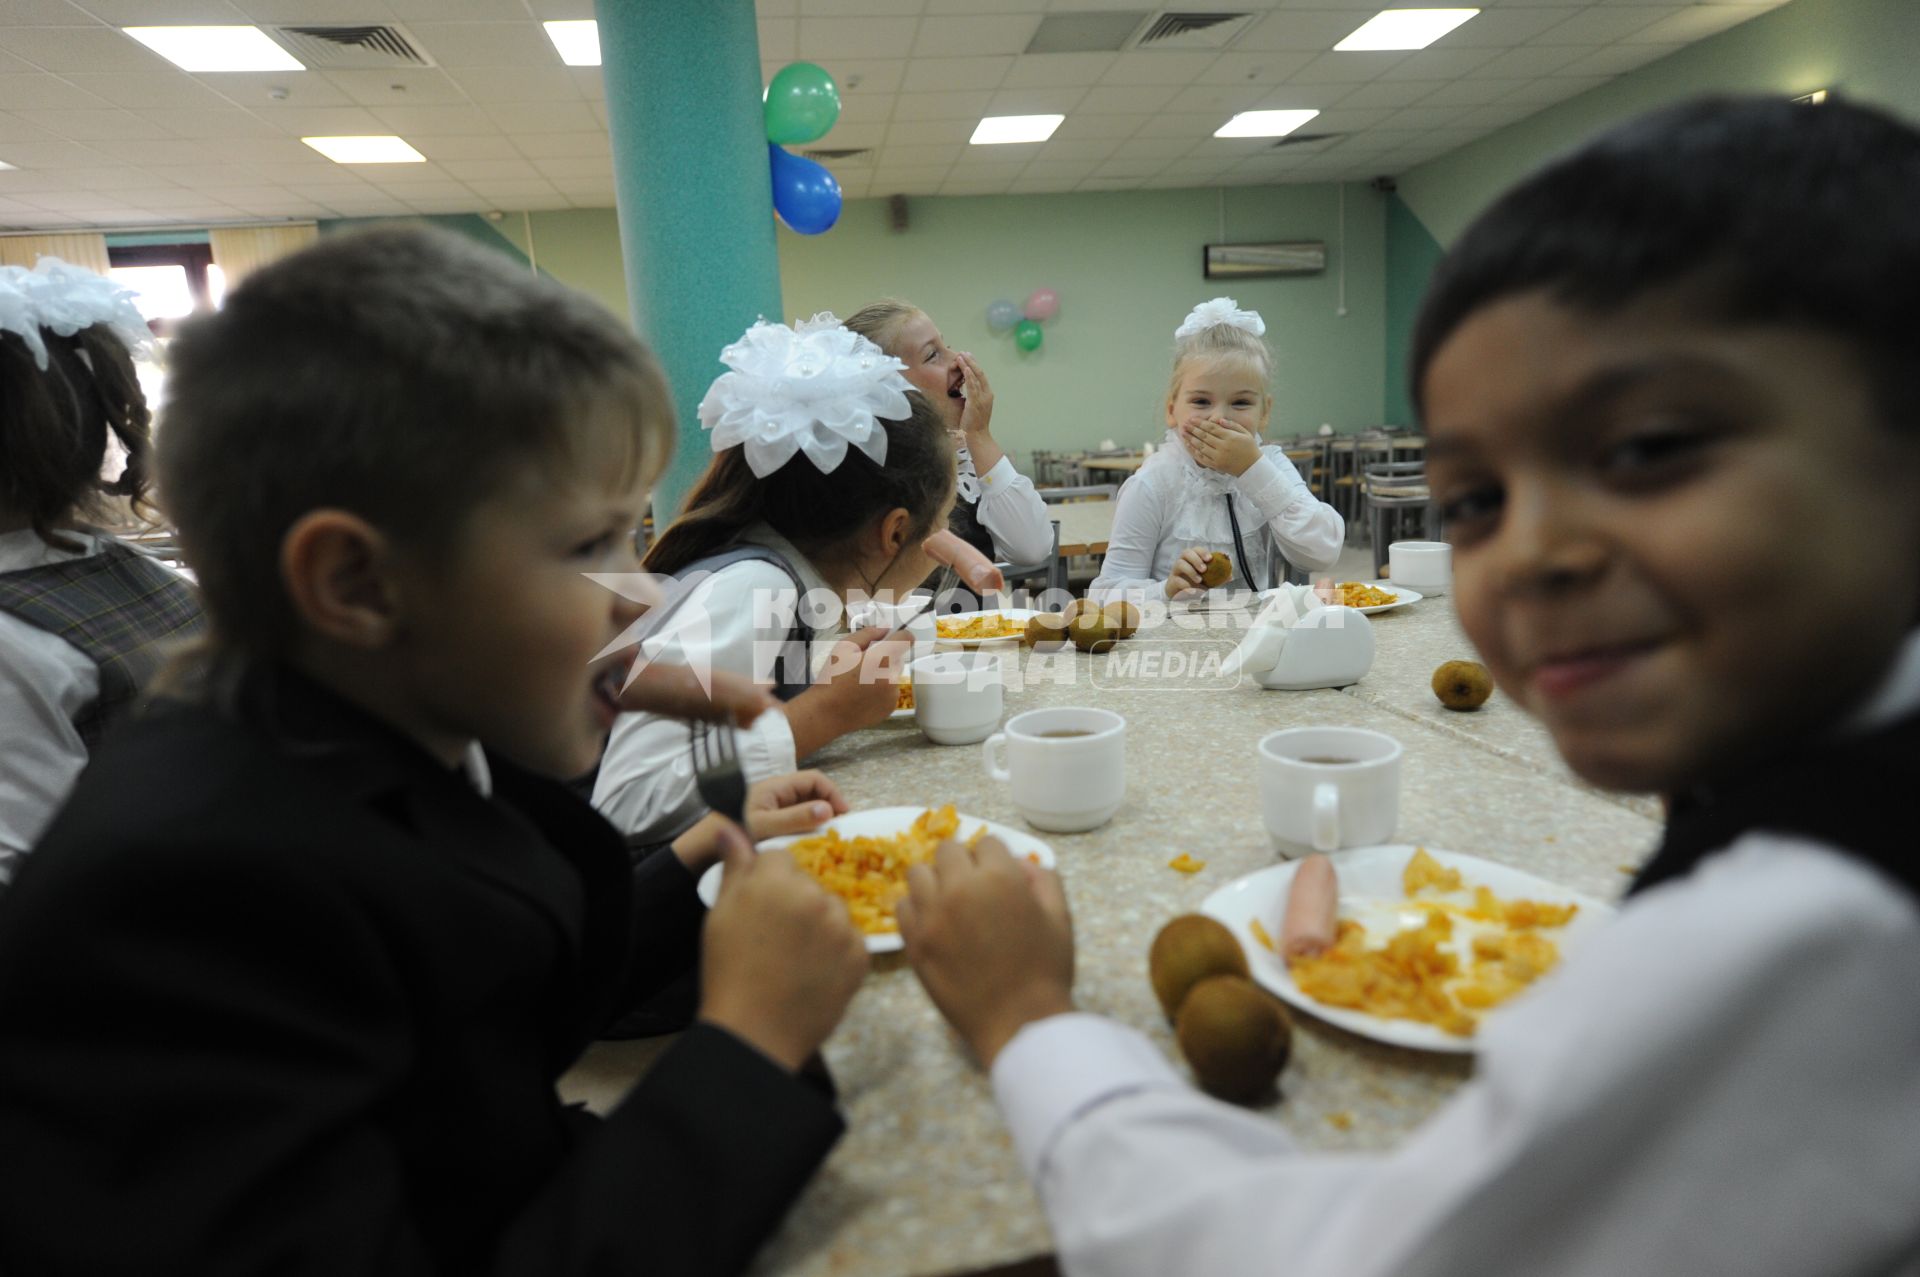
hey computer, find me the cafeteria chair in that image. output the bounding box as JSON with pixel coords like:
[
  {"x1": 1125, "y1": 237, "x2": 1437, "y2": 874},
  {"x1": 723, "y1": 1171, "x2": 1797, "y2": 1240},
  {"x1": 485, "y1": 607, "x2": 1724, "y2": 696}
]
[
  {"x1": 1362, "y1": 460, "x2": 1443, "y2": 577},
  {"x1": 1038, "y1": 483, "x2": 1118, "y2": 504},
  {"x1": 994, "y1": 519, "x2": 1068, "y2": 597}
]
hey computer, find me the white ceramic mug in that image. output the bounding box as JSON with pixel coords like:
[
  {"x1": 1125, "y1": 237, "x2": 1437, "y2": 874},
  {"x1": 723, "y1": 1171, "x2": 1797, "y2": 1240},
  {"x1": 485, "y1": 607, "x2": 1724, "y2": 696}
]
[
  {"x1": 982, "y1": 707, "x2": 1126, "y2": 832},
  {"x1": 1257, "y1": 727, "x2": 1402, "y2": 856},
  {"x1": 1388, "y1": 541, "x2": 1451, "y2": 596},
  {"x1": 910, "y1": 652, "x2": 1004, "y2": 745}
]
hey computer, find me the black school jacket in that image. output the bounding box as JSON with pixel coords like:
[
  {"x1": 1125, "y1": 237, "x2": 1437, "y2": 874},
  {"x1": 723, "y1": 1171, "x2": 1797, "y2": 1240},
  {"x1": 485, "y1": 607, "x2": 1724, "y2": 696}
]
[{"x1": 0, "y1": 667, "x2": 842, "y2": 1276}]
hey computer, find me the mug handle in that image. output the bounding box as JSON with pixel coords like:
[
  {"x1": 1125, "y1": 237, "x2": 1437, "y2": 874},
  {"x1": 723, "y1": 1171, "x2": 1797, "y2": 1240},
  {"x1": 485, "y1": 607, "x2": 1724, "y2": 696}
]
[
  {"x1": 982, "y1": 732, "x2": 1010, "y2": 782},
  {"x1": 1311, "y1": 781, "x2": 1340, "y2": 853}
]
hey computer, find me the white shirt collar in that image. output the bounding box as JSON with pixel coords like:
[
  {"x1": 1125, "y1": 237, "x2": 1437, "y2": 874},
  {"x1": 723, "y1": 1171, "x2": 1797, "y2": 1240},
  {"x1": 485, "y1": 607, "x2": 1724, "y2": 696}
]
[{"x1": 1845, "y1": 627, "x2": 1920, "y2": 734}]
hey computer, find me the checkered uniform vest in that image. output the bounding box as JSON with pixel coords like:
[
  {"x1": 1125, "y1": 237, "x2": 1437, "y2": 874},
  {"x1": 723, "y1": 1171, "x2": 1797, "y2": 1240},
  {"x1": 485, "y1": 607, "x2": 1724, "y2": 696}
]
[{"x1": 0, "y1": 541, "x2": 205, "y2": 748}]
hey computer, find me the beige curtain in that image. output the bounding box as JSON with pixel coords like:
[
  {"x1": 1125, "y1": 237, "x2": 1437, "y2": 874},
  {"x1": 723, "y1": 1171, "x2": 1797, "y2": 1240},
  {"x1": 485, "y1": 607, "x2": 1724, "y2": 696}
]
[
  {"x1": 208, "y1": 223, "x2": 319, "y2": 287},
  {"x1": 0, "y1": 232, "x2": 111, "y2": 274}
]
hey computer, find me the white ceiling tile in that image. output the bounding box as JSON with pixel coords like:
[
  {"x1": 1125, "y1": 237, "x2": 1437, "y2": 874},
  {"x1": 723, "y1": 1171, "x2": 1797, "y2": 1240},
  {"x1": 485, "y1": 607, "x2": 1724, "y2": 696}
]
[
  {"x1": 1470, "y1": 45, "x2": 1598, "y2": 78},
  {"x1": 1005, "y1": 176, "x2": 1063, "y2": 193},
  {"x1": 912, "y1": 15, "x2": 1042, "y2": 58},
  {"x1": 589, "y1": 100, "x2": 608, "y2": 127},
  {"x1": 0, "y1": 27, "x2": 169, "y2": 72},
  {"x1": 1074, "y1": 84, "x2": 1176, "y2": 114},
  {"x1": 194, "y1": 184, "x2": 294, "y2": 206},
  {"x1": 1305, "y1": 106, "x2": 1395, "y2": 131},
  {"x1": 206, "y1": 137, "x2": 324, "y2": 163},
  {"x1": 985, "y1": 85, "x2": 1084, "y2": 115},
  {"x1": 227, "y1": 0, "x2": 396, "y2": 18},
  {"x1": 415, "y1": 133, "x2": 523, "y2": 160},
  {"x1": 950, "y1": 146, "x2": 1039, "y2": 170},
  {"x1": 0, "y1": 137, "x2": 111, "y2": 166},
  {"x1": 325, "y1": 68, "x2": 472, "y2": 107},
  {"x1": 866, "y1": 168, "x2": 951, "y2": 194},
  {"x1": 370, "y1": 104, "x2": 494, "y2": 135},
  {"x1": 0, "y1": 50, "x2": 44, "y2": 75},
  {"x1": 1554, "y1": 43, "x2": 1678, "y2": 77},
  {"x1": 1248, "y1": 85, "x2": 1332, "y2": 110},
  {"x1": 465, "y1": 179, "x2": 562, "y2": 202},
  {"x1": 1130, "y1": 112, "x2": 1222, "y2": 140},
  {"x1": 530, "y1": 153, "x2": 611, "y2": 179},
  {"x1": 1159, "y1": 82, "x2": 1264, "y2": 116},
  {"x1": 568, "y1": 67, "x2": 602, "y2": 99},
  {"x1": 394, "y1": 195, "x2": 484, "y2": 214},
  {"x1": 874, "y1": 143, "x2": 960, "y2": 166},
  {"x1": 757, "y1": 18, "x2": 797, "y2": 61},
  {"x1": 1413, "y1": 77, "x2": 1534, "y2": 107},
  {"x1": 0, "y1": 111, "x2": 57, "y2": 142},
  {"x1": 510, "y1": 131, "x2": 608, "y2": 158},
  {"x1": 21, "y1": 190, "x2": 139, "y2": 212},
  {"x1": 15, "y1": 107, "x2": 171, "y2": 140},
  {"x1": 115, "y1": 187, "x2": 226, "y2": 208},
  {"x1": 341, "y1": 160, "x2": 454, "y2": 183},
  {"x1": 244, "y1": 158, "x2": 355, "y2": 181},
  {"x1": 1450, "y1": 102, "x2": 1540, "y2": 131},
  {"x1": 1048, "y1": 112, "x2": 1148, "y2": 141},
  {"x1": 827, "y1": 58, "x2": 907, "y2": 94},
  {"x1": 204, "y1": 72, "x2": 354, "y2": 108},
  {"x1": 1499, "y1": 75, "x2": 1609, "y2": 106},
  {"x1": 1098, "y1": 51, "x2": 1220, "y2": 87},
  {"x1": 801, "y1": 0, "x2": 927, "y2": 16},
  {"x1": 520, "y1": 0, "x2": 590, "y2": 11},
  {"x1": 903, "y1": 55, "x2": 1010, "y2": 92},
  {"x1": 1329, "y1": 78, "x2": 1444, "y2": 109},
  {"x1": 1034, "y1": 137, "x2": 1118, "y2": 162},
  {"x1": 389, "y1": 0, "x2": 535, "y2": 21},
  {"x1": 891, "y1": 90, "x2": 992, "y2": 120},
  {"x1": 57, "y1": 72, "x2": 228, "y2": 109},
  {"x1": 0, "y1": 168, "x2": 82, "y2": 192},
  {"x1": 757, "y1": 0, "x2": 798, "y2": 17},
  {"x1": 147, "y1": 107, "x2": 283, "y2": 138},
  {"x1": 1205, "y1": 51, "x2": 1316, "y2": 85},
  {"x1": 999, "y1": 52, "x2": 1115, "y2": 89},
  {"x1": 797, "y1": 17, "x2": 919, "y2": 60},
  {"x1": 1625, "y1": 6, "x2": 1764, "y2": 44},
  {"x1": 1530, "y1": 5, "x2": 1682, "y2": 44},
  {"x1": 1018, "y1": 158, "x2": 1098, "y2": 182},
  {"x1": 437, "y1": 156, "x2": 539, "y2": 182},
  {"x1": 1288, "y1": 51, "x2": 1408, "y2": 85},
  {"x1": 253, "y1": 105, "x2": 385, "y2": 136},
  {"x1": 883, "y1": 117, "x2": 973, "y2": 144},
  {"x1": 1376, "y1": 47, "x2": 1502, "y2": 82},
  {"x1": 0, "y1": 73, "x2": 110, "y2": 109},
  {"x1": 551, "y1": 180, "x2": 614, "y2": 202},
  {"x1": 282, "y1": 181, "x2": 378, "y2": 201},
  {"x1": 1236, "y1": 11, "x2": 1376, "y2": 52},
  {"x1": 1120, "y1": 136, "x2": 1217, "y2": 161},
  {"x1": 808, "y1": 120, "x2": 885, "y2": 148},
  {"x1": 4, "y1": 1, "x2": 105, "y2": 23},
  {"x1": 128, "y1": 162, "x2": 259, "y2": 184},
  {"x1": 407, "y1": 23, "x2": 560, "y2": 69},
  {"x1": 70, "y1": 0, "x2": 245, "y2": 18},
  {"x1": 59, "y1": 165, "x2": 162, "y2": 190},
  {"x1": 1441, "y1": 9, "x2": 1577, "y2": 47},
  {"x1": 1380, "y1": 104, "x2": 1471, "y2": 130},
  {"x1": 481, "y1": 100, "x2": 598, "y2": 133}
]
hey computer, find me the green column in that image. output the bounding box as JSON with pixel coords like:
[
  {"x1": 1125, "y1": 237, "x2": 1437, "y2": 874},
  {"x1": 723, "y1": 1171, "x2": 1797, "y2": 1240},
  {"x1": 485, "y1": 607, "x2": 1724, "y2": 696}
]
[{"x1": 597, "y1": 0, "x2": 781, "y2": 524}]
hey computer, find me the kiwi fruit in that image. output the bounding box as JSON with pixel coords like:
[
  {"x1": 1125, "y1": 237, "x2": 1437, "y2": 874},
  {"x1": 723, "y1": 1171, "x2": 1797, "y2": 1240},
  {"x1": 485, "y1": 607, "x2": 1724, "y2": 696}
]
[
  {"x1": 1102, "y1": 600, "x2": 1141, "y2": 640},
  {"x1": 1023, "y1": 612, "x2": 1070, "y2": 648},
  {"x1": 1432, "y1": 659, "x2": 1494, "y2": 711},
  {"x1": 1175, "y1": 975, "x2": 1293, "y2": 1103},
  {"x1": 1199, "y1": 551, "x2": 1232, "y2": 590},
  {"x1": 1063, "y1": 598, "x2": 1119, "y2": 653},
  {"x1": 1148, "y1": 914, "x2": 1249, "y2": 1021}
]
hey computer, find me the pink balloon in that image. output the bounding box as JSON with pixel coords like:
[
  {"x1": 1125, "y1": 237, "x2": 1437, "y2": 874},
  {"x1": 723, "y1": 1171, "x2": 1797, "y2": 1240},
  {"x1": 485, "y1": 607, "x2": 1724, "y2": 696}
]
[{"x1": 1023, "y1": 287, "x2": 1059, "y2": 323}]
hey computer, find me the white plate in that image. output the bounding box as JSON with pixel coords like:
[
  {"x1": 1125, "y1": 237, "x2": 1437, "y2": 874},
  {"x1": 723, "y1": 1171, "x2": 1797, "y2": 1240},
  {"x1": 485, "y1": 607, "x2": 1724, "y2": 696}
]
[
  {"x1": 1331, "y1": 582, "x2": 1422, "y2": 615},
  {"x1": 932, "y1": 608, "x2": 1040, "y2": 649},
  {"x1": 1200, "y1": 844, "x2": 1613, "y2": 1053},
  {"x1": 696, "y1": 806, "x2": 1058, "y2": 954}
]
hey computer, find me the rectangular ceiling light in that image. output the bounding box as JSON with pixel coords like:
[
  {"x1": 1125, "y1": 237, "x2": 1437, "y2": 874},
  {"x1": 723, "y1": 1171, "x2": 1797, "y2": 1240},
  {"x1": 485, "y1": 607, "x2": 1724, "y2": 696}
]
[
  {"x1": 302, "y1": 135, "x2": 426, "y2": 164},
  {"x1": 543, "y1": 20, "x2": 601, "y2": 66},
  {"x1": 1214, "y1": 109, "x2": 1320, "y2": 139},
  {"x1": 1334, "y1": 9, "x2": 1479, "y2": 51},
  {"x1": 124, "y1": 25, "x2": 304, "y2": 72},
  {"x1": 970, "y1": 114, "x2": 1064, "y2": 145},
  {"x1": 0, "y1": 159, "x2": 15, "y2": 171}
]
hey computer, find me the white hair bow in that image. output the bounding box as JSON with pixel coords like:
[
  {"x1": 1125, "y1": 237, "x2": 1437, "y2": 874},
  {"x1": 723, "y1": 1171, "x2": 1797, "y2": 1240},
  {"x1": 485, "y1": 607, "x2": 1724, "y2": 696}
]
[
  {"x1": 1175, "y1": 296, "x2": 1266, "y2": 341},
  {"x1": 697, "y1": 315, "x2": 913, "y2": 478},
  {"x1": 0, "y1": 257, "x2": 154, "y2": 371}
]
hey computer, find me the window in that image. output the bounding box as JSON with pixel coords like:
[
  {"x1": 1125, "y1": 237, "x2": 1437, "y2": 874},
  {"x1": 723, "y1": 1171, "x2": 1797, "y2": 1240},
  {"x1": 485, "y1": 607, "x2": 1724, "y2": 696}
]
[{"x1": 106, "y1": 242, "x2": 216, "y2": 338}]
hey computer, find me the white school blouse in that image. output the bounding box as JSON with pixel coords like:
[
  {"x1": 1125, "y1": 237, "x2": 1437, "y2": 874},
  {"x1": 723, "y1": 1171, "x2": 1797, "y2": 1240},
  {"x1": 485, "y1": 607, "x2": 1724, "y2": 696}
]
[
  {"x1": 991, "y1": 636, "x2": 1920, "y2": 1277},
  {"x1": 958, "y1": 446, "x2": 1054, "y2": 566},
  {"x1": 1088, "y1": 438, "x2": 1343, "y2": 604},
  {"x1": 593, "y1": 524, "x2": 840, "y2": 846},
  {"x1": 0, "y1": 530, "x2": 109, "y2": 882}
]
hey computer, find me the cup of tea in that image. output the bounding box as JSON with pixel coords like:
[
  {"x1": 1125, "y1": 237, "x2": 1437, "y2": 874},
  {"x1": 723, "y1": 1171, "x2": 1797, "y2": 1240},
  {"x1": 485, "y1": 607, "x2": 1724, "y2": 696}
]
[
  {"x1": 1257, "y1": 726, "x2": 1402, "y2": 856},
  {"x1": 981, "y1": 707, "x2": 1126, "y2": 832},
  {"x1": 910, "y1": 651, "x2": 1004, "y2": 745},
  {"x1": 1388, "y1": 540, "x2": 1451, "y2": 596}
]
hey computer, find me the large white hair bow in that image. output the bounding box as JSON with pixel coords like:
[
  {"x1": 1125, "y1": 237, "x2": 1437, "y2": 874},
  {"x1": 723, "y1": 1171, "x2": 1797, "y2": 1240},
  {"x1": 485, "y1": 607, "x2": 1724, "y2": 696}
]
[
  {"x1": 0, "y1": 257, "x2": 154, "y2": 371},
  {"x1": 697, "y1": 312, "x2": 913, "y2": 478},
  {"x1": 1175, "y1": 296, "x2": 1266, "y2": 341}
]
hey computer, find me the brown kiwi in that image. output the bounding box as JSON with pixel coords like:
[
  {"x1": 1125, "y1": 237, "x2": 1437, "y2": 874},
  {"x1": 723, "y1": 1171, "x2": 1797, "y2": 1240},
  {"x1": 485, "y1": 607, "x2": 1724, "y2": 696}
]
[
  {"x1": 1199, "y1": 551, "x2": 1232, "y2": 590},
  {"x1": 1102, "y1": 600, "x2": 1141, "y2": 640},
  {"x1": 1148, "y1": 914, "x2": 1249, "y2": 1021},
  {"x1": 1023, "y1": 612, "x2": 1070, "y2": 648},
  {"x1": 1431, "y1": 659, "x2": 1494, "y2": 711},
  {"x1": 1175, "y1": 974, "x2": 1293, "y2": 1103}
]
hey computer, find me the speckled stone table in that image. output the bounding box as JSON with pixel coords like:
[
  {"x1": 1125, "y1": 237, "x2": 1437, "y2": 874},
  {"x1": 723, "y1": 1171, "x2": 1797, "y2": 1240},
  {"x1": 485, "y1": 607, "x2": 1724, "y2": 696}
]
[{"x1": 559, "y1": 612, "x2": 1664, "y2": 1277}]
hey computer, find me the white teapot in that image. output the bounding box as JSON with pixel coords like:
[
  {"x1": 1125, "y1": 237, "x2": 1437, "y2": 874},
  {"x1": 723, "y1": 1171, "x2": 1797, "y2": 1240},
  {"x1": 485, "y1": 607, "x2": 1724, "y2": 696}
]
[{"x1": 1220, "y1": 586, "x2": 1375, "y2": 691}]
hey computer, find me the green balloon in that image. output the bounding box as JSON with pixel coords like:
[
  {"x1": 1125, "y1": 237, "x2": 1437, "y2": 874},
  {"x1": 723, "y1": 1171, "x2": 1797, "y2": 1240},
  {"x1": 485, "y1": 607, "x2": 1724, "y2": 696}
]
[
  {"x1": 764, "y1": 62, "x2": 841, "y2": 146},
  {"x1": 1014, "y1": 318, "x2": 1044, "y2": 352}
]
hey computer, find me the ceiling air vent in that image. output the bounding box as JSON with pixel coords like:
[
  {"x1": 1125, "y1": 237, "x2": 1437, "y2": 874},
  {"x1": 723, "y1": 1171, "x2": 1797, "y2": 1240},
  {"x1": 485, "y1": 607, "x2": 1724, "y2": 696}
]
[
  {"x1": 1129, "y1": 12, "x2": 1255, "y2": 50},
  {"x1": 269, "y1": 25, "x2": 432, "y2": 69},
  {"x1": 801, "y1": 148, "x2": 872, "y2": 162}
]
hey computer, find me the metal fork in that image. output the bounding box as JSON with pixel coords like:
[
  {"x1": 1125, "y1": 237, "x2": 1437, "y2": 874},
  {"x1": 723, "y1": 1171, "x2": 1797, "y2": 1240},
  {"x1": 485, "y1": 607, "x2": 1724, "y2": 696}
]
[
  {"x1": 885, "y1": 564, "x2": 956, "y2": 639},
  {"x1": 689, "y1": 719, "x2": 748, "y2": 826}
]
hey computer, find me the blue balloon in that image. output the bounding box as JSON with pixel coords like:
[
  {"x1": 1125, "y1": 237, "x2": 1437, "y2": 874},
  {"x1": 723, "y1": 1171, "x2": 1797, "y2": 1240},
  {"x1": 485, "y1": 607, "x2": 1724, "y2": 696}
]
[
  {"x1": 986, "y1": 299, "x2": 1021, "y2": 332},
  {"x1": 769, "y1": 143, "x2": 842, "y2": 235}
]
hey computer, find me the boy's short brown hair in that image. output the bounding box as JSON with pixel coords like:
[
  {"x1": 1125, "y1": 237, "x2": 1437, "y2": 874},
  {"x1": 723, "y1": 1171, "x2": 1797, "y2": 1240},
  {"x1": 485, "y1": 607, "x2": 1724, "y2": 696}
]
[{"x1": 158, "y1": 225, "x2": 670, "y2": 666}]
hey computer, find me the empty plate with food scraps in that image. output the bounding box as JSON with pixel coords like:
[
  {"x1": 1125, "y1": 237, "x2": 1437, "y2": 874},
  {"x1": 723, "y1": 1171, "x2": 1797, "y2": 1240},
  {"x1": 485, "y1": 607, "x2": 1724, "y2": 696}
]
[
  {"x1": 1200, "y1": 845, "x2": 1613, "y2": 1052},
  {"x1": 933, "y1": 609, "x2": 1040, "y2": 649},
  {"x1": 697, "y1": 806, "x2": 1058, "y2": 953}
]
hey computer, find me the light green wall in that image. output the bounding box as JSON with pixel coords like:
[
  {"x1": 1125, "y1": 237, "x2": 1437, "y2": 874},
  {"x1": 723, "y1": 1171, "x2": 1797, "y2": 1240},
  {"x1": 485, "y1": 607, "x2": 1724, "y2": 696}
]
[
  {"x1": 499, "y1": 182, "x2": 1391, "y2": 464},
  {"x1": 776, "y1": 184, "x2": 1388, "y2": 461},
  {"x1": 1398, "y1": 0, "x2": 1920, "y2": 245},
  {"x1": 1382, "y1": 192, "x2": 1443, "y2": 428}
]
